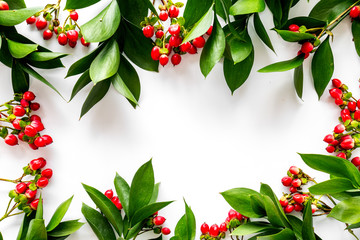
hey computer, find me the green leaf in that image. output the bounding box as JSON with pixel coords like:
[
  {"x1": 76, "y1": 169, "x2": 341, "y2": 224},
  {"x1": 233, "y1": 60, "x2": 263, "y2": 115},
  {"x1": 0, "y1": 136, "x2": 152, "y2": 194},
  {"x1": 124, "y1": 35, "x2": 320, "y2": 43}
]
[
  {"x1": 149, "y1": 183, "x2": 160, "y2": 204},
  {"x1": 128, "y1": 159, "x2": 155, "y2": 218},
  {"x1": 329, "y1": 197, "x2": 360, "y2": 224},
  {"x1": 82, "y1": 183, "x2": 123, "y2": 235},
  {"x1": 0, "y1": 7, "x2": 42, "y2": 26},
  {"x1": 65, "y1": 0, "x2": 101, "y2": 9},
  {"x1": 258, "y1": 55, "x2": 304, "y2": 73},
  {"x1": 123, "y1": 21, "x2": 159, "y2": 72},
  {"x1": 26, "y1": 58, "x2": 65, "y2": 69},
  {"x1": 221, "y1": 188, "x2": 264, "y2": 218},
  {"x1": 25, "y1": 219, "x2": 47, "y2": 240},
  {"x1": 215, "y1": 0, "x2": 231, "y2": 22},
  {"x1": 299, "y1": 154, "x2": 360, "y2": 187},
  {"x1": 69, "y1": 70, "x2": 91, "y2": 101},
  {"x1": 7, "y1": 39, "x2": 37, "y2": 59},
  {"x1": 117, "y1": 0, "x2": 148, "y2": 28},
  {"x1": 183, "y1": 0, "x2": 213, "y2": 28},
  {"x1": 0, "y1": 35, "x2": 12, "y2": 67},
  {"x1": 230, "y1": 0, "x2": 265, "y2": 15},
  {"x1": 275, "y1": 29, "x2": 316, "y2": 42},
  {"x1": 200, "y1": 15, "x2": 225, "y2": 77},
  {"x1": 283, "y1": 17, "x2": 326, "y2": 30},
  {"x1": 17, "y1": 211, "x2": 36, "y2": 240},
  {"x1": 254, "y1": 13, "x2": 275, "y2": 52},
  {"x1": 5, "y1": 0, "x2": 26, "y2": 9},
  {"x1": 331, "y1": 190, "x2": 360, "y2": 201},
  {"x1": 184, "y1": 200, "x2": 196, "y2": 240},
  {"x1": 114, "y1": 173, "x2": 130, "y2": 217},
  {"x1": 47, "y1": 220, "x2": 84, "y2": 237},
  {"x1": 111, "y1": 73, "x2": 138, "y2": 105},
  {"x1": 46, "y1": 196, "x2": 74, "y2": 231},
  {"x1": 302, "y1": 202, "x2": 316, "y2": 240},
  {"x1": 90, "y1": 39, "x2": 120, "y2": 84},
  {"x1": 124, "y1": 221, "x2": 143, "y2": 240},
  {"x1": 36, "y1": 195, "x2": 43, "y2": 219},
  {"x1": 182, "y1": 4, "x2": 214, "y2": 44},
  {"x1": 12, "y1": 60, "x2": 29, "y2": 93},
  {"x1": 26, "y1": 52, "x2": 68, "y2": 62},
  {"x1": 223, "y1": 50, "x2": 254, "y2": 94},
  {"x1": 309, "y1": 0, "x2": 356, "y2": 22},
  {"x1": 347, "y1": 222, "x2": 360, "y2": 229},
  {"x1": 287, "y1": 215, "x2": 304, "y2": 240},
  {"x1": 0, "y1": 231, "x2": 2, "y2": 240},
  {"x1": 312, "y1": 37, "x2": 334, "y2": 98},
  {"x1": 352, "y1": 20, "x2": 360, "y2": 57},
  {"x1": 232, "y1": 222, "x2": 279, "y2": 236},
  {"x1": 81, "y1": 203, "x2": 116, "y2": 240},
  {"x1": 261, "y1": 195, "x2": 290, "y2": 228},
  {"x1": 81, "y1": 0, "x2": 121, "y2": 43},
  {"x1": 131, "y1": 201, "x2": 173, "y2": 226},
  {"x1": 309, "y1": 178, "x2": 357, "y2": 195},
  {"x1": 257, "y1": 228, "x2": 297, "y2": 240},
  {"x1": 294, "y1": 64, "x2": 303, "y2": 99}
]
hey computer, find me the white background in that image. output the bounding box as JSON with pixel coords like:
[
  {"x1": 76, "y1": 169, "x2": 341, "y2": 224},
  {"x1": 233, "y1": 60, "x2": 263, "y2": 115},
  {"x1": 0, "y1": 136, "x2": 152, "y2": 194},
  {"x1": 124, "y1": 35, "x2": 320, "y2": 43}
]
[{"x1": 0, "y1": 0, "x2": 360, "y2": 239}]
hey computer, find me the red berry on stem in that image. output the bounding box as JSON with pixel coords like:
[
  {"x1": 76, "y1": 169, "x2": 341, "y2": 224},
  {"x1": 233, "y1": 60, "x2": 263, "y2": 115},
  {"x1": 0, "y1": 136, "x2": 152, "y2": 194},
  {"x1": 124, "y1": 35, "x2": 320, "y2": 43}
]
[
  {"x1": 311, "y1": 205, "x2": 318, "y2": 213},
  {"x1": 355, "y1": 110, "x2": 360, "y2": 121},
  {"x1": 348, "y1": 101, "x2": 357, "y2": 112},
  {"x1": 69, "y1": 40, "x2": 77, "y2": 48},
  {"x1": 326, "y1": 145, "x2": 335, "y2": 153},
  {"x1": 165, "y1": 43, "x2": 172, "y2": 55},
  {"x1": 291, "y1": 179, "x2": 301, "y2": 188},
  {"x1": 30, "y1": 102, "x2": 40, "y2": 110},
  {"x1": 168, "y1": 24, "x2": 181, "y2": 35},
  {"x1": 20, "y1": 99, "x2": 29, "y2": 108},
  {"x1": 70, "y1": 11, "x2": 78, "y2": 21},
  {"x1": 30, "y1": 199, "x2": 39, "y2": 210},
  {"x1": 143, "y1": 25, "x2": 154, "y2": 38},
  {"x1": 58, "y1": 33, "x2": 68, "y2": 46},
  {"x1": 26, "y1": 16, "x2": 36, "y2": 24},
  {"x1": 29, "y1": 143, "x2": 38, "y2": 150},
  {"x1": 281, "y1": 176, "x2": 292, "y2": 186},
  {"x1": 151, "y1": 46, "x2": 161, "y2": 61},
  {"x1": 289, "y1": 186, "x2": 297, "y2": 193},
  {"x1": 159, "y1": 54, "x2": 169, "y2": 66},
  {"x1": 81, "y1": 37, "x2": 90, "y2": 47},
  {"x1": 30, "y1": 115, "x2": 41, "y2": 122},
  {"x1": 38, "y1": 157, "x2": 46, "y2": 168},
  {"x1": 293, "y1": 194, "x2": 305, "y2": 204},
  {"x1": 206, "y1": 26, "x2": 213, "y2": 35},
  {"x1": 31, "y1": 120, "x2": 44, "y2": 132},
  {"x1": 294, "y1": 203, "x2": 303, "y2": 212},
  {"x1": 171, "y1": 53, "x2": 181, "y2": 66},
  {"x1": 41, "y1": 168, "x2": 53, "y2": 179},
  {"x1": 179, "y1": 42, "x2": 191, "y2": 52},
  {"x1": 209, "y1": 224, "x2": 220, "y2": 237},
  {"x1": 228, "y1": 209, "x2": 237, "y2": 219},
  {"x1": 42, "y1": 135, "x2": 53, "y2": 145},
  {"x1": 36, "y1": 177, "x2": 49, "y2": 188},
  {"x1": 155, "y1": 30, "x2": 164, "y2": 39},
  {"x1": 25, "y1": 125, "x2": 37, "y2": 137},
  {"x1": 301, "y1": 42, "x2": 313, "y2": 53},
  {"x1": 334, "y1": 124, "x2": 345, "y2": 134},
  {"x1": 43, "y1": 30, "x2": 53, "y2": 40},
  {"x1": 350, "y1": 6, "x2": 360, "y2": 18},
  {"x1": 284, "y1": 204, "x2": 294, "y2": 213},
  {"x1": 192, "y1": 36, "x2": 206, "y2": 48},
  {"x1": 279, "y1": 197, "x2": 288, "y2": 207},
  {"x1": 351, "y1": 157, "x2": 360, "y2": 166},
  {"x1": 187, "y1": 44, "x2": 197, "y2": 54},
  {"x1": 0, "y1": 1, "x2": 9, "y2": 10},
  {"x1": 13, "y1": 106, "x2": 25, "y2": 117},
  {"x1": 34, "y1": 137, "x2": 46, "y2": 147},
  {"x1": 111, "y1": 196, "x2": 123, "y2": 210},
  {"x1": 323, "y1": 134, "x2": 334, "y2": 143},
  {"x1": 5, "y1": 134, "x2": 18, "y2": 146},
  {"x1": 219, "y1": 222, "x2": 227, "y2": 232},
  {"x1": 15, "y1": 182, "x2": 27, "y2": 194},
  {"x1": 153, "y1": 216, "x2": 166, "y2": 225},
  {"x1": 12, "y1": 119, "x2": 21, "y2": 130},
  {"x1": 200, "y1": 223, "x2": 209, "y2": 234},
  {"x1": 335, "y1": 98, "x2": 344, "y2": 106},
  {"x1": 288, "y1": 24, "x2": 299, "y2": 32},
  {"x1": 162, "y1": 227, "x2": 171, "y2": 235},
  {"x1": 332, "y1": 78, "x2": 342, "y2": 88},
  {"x1": 67, "y1": 30, "x2": 79, "y2": 42},
  {"x1": 29, "y1": 158, "x2": 43, "y2": 171},
  {"x1": 340, "y1": 138, "x2": 354, "y2": 150},
  {"x1": 104, "y1": 189, "x2": 113, "y2": 199},
  {"x1": 297, "y1": 50, "x2": 309, "y2": 59},
  {"x1": 337, "y1": 152, "x2": 347, "y2": 159},
  {"x1": 18, "y1": 132, "x2": 25, "y2": 141},
  {"x1": 289, "y1": 166, "x2": 300, "y2": 175},
  {"x1": 236, "y1": 211, "x2": 243, "y2": 220},
  {"x1": 25, "y1": 189, "x2": 37, "y2": 199},
  {"x1": 159, "y1": 10, "x2": 168, "y2": 21},
  {"x1": 169, "y1": 35, "x2": 182, "y2": 47},
  {"x1": 168, "y1": 5, "x2": 179, "y2": 18},
  {"x1": 36, "y1": 17, "x2": 47, "y2": 30},
  {"x1": 329, "y1": 88, "x2": 343, "y2": 99}
]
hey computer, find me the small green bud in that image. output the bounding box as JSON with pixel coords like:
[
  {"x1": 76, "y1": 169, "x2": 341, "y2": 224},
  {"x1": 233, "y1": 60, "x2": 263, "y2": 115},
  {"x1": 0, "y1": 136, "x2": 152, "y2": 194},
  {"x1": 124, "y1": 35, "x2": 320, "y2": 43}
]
[{"x1": 9, "y1": 190, "x2": 18, "y2": 199}]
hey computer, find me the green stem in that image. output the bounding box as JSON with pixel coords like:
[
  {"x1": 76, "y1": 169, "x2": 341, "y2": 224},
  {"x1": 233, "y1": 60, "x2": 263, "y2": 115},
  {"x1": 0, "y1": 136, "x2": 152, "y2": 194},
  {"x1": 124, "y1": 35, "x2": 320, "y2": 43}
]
[
  {"x1": 0, "y1": 178, "x2": 18, "y2": 183},
  {"x1": 0, "y1": 203, "x2": 20, "y2": 222},
  {"x1": 346, "y1": 223, "x2": 360, "y2": 240},
  {"x1": 5, "y1": 198, "x2": 12, "y2": 214}
]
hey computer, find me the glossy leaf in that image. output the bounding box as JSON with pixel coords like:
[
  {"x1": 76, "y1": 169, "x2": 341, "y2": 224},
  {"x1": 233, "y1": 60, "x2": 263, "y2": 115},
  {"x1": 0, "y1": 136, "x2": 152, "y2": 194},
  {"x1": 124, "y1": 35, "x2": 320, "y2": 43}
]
[
  {"x1": 294, "y1": 64, "x2": 303, "y2": 99},
  {"x1": 118, "y1": 0, "x2": 148, "y2": 28},
  {"x1": 114, "y1": 173, "x2": 130, "y2": 217},
  {"x1": 309, "y1": 178, "x2": 356, "y2": 195},
  {"x1": 47, "y1": 220, "x2": 84, "y2": 237},
  {"x1": 26, "y1": 58, "x2": 65, "y2": 69},
  {"x1": 26, "y1": 52, "x2": 68, "y2": 62},
  {"x1": 131, "y1": 201, "x2": 173, "y2": 226},
  {"x1": 149, "y1": 183, "x2": 160, "y2": 204},
  {"x1": 111, "y1": 73, "x2": 138, "y2": 105},
  {"x1": 7, "y1": 39, "x2": 37, "y2": 59},
  {"x1": 0, "y1": 232, "x2": 2, "y2": 240},
  {"x1": 259, "y1": 55, "x2": 304, "y2": 73},
  {"x1": 275, "y1": 29, "x2": 316, "y2": 42},
  {"x1": 123, "y1": 21, "x2": 159, "y2": 72},
  {"x1": 215, "y1": 0, "x2": 231, "y2": 21},
  {"x1": 200, "y1": 16, "x2": 225, "y2": 77},
  {"x1": 331, "y1": 190, "x2": 360, "y2": 201},
  {"x1": 183, "y1": 0, "x2": 213, "y2": 28},
  {"x1": 265, "y1": 0, "x2": 281, "y2": 28},
  {"x1": 254, "y1": 13, "x2": 275, "y2": 52},
  {"x1": 312, "y1": 37, "x2": 334, "y2": 98},
  {"x1": 17, "y1": 211, "x2": 36, "y2": 240},
  {"x1": 232, "y1": 222, "x2": 278, "y2": 236},
  {"x1": 302, "y1": 202, "x2": 316, "y2": 240},
  {"x1": 352, "y1": 20, "x2": 360, "y2": 57},
  {"x1": 299, "y1": 154, "x2": 360, "y2": 187},
  {"x1": 283, "y1": 17, "x2": 326, "y2": 30},
  {"x1": 36, "y1": 195, "x2": 43, "y2": 219},
  {"x1": 5, "y1": 0, "x2": 26, "y2": 9},
  {"x1": 221, "y1": 188, "x2": 264, "y2": 218},
  {"x1": 125, "y1": 221, "x2": 143, "y2": 240},
  {"x1": 65, "y1": 0, "x2": 101, "y2": 9},
  {"x1": 0, "y1": 35, "x2": 12, "y2": 67},
  {"x1": 69, "y1": 70, "x2": 91, "y2": 101},
  {"x1": 185, "y1": 200, "x2": 196, "y2": 240},
  {"x1": 82, "y1": 203, "x2": 116, "y2": 240},
  {"x1": 118, "y1": 54, "x2": 140, "y2": 108},
  {"x1": 12, "y1": 60, "x2": 29, "y2": 93},
  {"x1": 25, "y1": 219, "x2": 47, "y2": 240},
  {"x1": 0, "y1": 7, "x2": 41, "y2": 26},
  {"x1": 347, "y1": 222, "x2": 360, "y2": 229},
  {"x1": 182, "y1": 4, "x2": 214, "y2": 44},
  {"x1": 81, "y1": 0, "x2": 121, "y2": 43},
  {"x1": 224, "y1": 50, "x2": 254, "y2": 94},
  {"x1": 309, "y1": 0, "x2": 356, "y2": 22},
  {"x1": 46, "y1": 196, "x2": 74, "y2": 231},
  {"x1": 257, "y1": 228, "x2": 297, "y2": 240},
  {"x1": 82, "y1": 183, "x2": 123, "y2": 235},
  {"x1": 287, "y1": 215, "x2": 304, "y2": 240},
  {"x1": 128, "y1": 160, "x2": 154, "y2": 218},
  {"x1": 230, "y1": 0, "x2": 265, "y2": 15},
  {"x1": 329, "y1": 197, "x2": 360, "y2": 224},
  {"x1": 262, "y1": 195, "x2": 289, "y2": 228}
]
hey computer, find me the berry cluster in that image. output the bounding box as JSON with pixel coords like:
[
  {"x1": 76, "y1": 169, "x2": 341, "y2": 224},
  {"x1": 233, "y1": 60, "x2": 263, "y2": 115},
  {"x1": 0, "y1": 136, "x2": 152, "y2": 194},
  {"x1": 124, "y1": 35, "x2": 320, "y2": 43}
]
[
  {"x1": 324, "y1": 79, "x2": 360, "y2": 169},
  {"x1": 0, "y1": 157, "x2": 52, "y2": 222},
  {"x1": 288, "y1": 24, "x2": 318, "y2": 59},
  {"x1": 142, "y1": 1, "x2": 211, "y2": 66},
  {"x1": 104, "y1": 189, "x2": 123, "y2": 210},
  {"x1": 200, "y1": 209, "x2": 247, "y2": 239},
  {"x1": 0, "y1": 0, "x2": 9, "y2": 10},
  {"x1": 350, "y1": 6, "x2": 360, "y2": 19},
  {"x1": 0, "y1": 91, "x2": 53, "y2": 150},
  {"x1": 280, "y1": 166, "x2": 331, "y2": 215},
  {"x1": 26, "y1": 4, "x2": 89, "y2": 48}
]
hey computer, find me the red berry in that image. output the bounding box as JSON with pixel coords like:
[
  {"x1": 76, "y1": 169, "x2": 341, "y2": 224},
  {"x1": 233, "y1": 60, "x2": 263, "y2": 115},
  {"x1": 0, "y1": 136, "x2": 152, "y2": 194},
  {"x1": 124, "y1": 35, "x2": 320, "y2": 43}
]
[
  {"x1": 26, "y1": 16, "x2": 36, "y2": 24},
  {"x1": 293, "y1": 194, "x2": 305, "y2": 204},
  {"x1": 311, "y1": 204, "x2": 318, "y2": 213},
  {"x1": 18, "y1": 132, "x2": 25, "y2": 141},
  {"x1": 288, "y1": 24, "x2": 299, "y2": 32},
  {"x1": 36, "y1": 17, "x2": 47, "y2": 30},
  {"x1": 337, "y1": 152, "x2": 347, "y2": 159},
  {"x1": 168, "y1": 5, "x2": 179, "y2": 18},
  {"x1": 236, "y1": 211, "x2": 243, "y2": 220},
  {"x1": 168, "y1": 24, "x2": 181, "y2": 35},
  {"x1": 34, "y1": 137, "x2": 46, "y2": 147},
  {"x1": 289, "y1": 166, "x2": 300, "y2": 175},
  {"x1": 31, "y1": 120, "x2": 44, "y2": 132},
  {"x1": 13, "y1": 106, "x2": 25, "y2": 117},
  {"x1": 41, "y1": 168, "x2": 53, "y2": 179},
  {"x1": 340, "y1": 138, "x2": 354, "y2": 150},
  {"x1": 30, "y1": 199, "x2": 39, "y2": 210},
  {"x1": 159, "y1": 10, "x2": 168, "y2": 21},
  {"x1": 24, "y1": 125, "x2": 37, "y2": 137},
  {"x1": 43, "y1": 30, "x2": 53, "y2": 40},
  {"x1": 81, "y1": 37, "x2": 90, "y2": 47},
  {"x1": 171, "y1": 53, "x2": 181, "y2": 66},
  {"x1": 219, "y1": 222, "x2": 227, "y2": 232},
  {"x1": 297, "y1": 50, "x2": 309, "y2": 59},
  {"x1": 326, "y1": 145, "x2": 335, "y2": 153},
  {"x1": 28, "y1": 143, "x2": 38, "y2": 150},
  {"x1": 54, "y1": 26, "x2": 63, "y2": 35},
  {"x1": 25, "y1": 189, "x2": 37, "y2": 199},
  {"x1": 30, "y1": 115, "x2": 41, "y2": 122},
  {"x1": 281, "y1": 176, "x2": 292, "y2": 186},
  {"x1": 291, "y1": 179, "x2": 301, "y2": 188},
  {"x1": 169, "y1": 35, "x2": 182, "y2": 47},
  {"x1": 284, "y1": 204, "x2": 294, "y2": 213},
  {"x1": 294, "y1": 203, "x2": 303, "y2": 212},
  {"x1": 151, "y1": 46, "x2": 161, "y2": 61},
  {"x1": 323, "y1": 134, "x2": 334, "y2": 143},
  {"x1": 15, "y1": 182, "x2": 27, "y2": 194},
  {"x1": 192, "y1": 36, "x2": 206, "y2": 48},
  {"x1": 301, "y1": 42, "x2": 313, "y2": 53},
  {"x1": 153, "y1": 216, "x2": 166, "y2": 225},
  {"x1": 209, "y1": 224, "x2": 219, "y2": 237},
  {"x1": 0, "y1": 1, "x2": 9, "y2": 10},
  {"x1": 42, "y1": 135, "x2": 53, "y2": 145},
  {"x1": 331, "y1": 140, "x2": 339, "y2": 146},
  {"x1": 228, "y1": 209, "x2": 237, "y2": 219},
  {"x1": 70, "y1": 11, "x2": 78, "y2": 21},
  {"x1": 111, "y1": 196, "x2": 123, "y2": 210},
  {"x1": 67, "y1": 30, "x2": 78, "y2": 42},
  {"x1": 348, "y1": 101, "x2": 357, "y2": 112},
  {"x1": 143, "y1": 25, "x2": 154, "y2": 38},
  {"x1": 30, "y1": 102, "x2": 40, "y2": 110},
  {"x1": 12, "y1": 119, "x2": 22, "y2": 130},
  {"x1": 341, "y1": 108, "x2": 351, "y2": 117},
  {"x1": 104, "y1": 189, "x2": 113, "y2": 199},
  {"x1": 335, "y1": 98, "x2": 344, "y2": 106},
  {"x1": 58, "y1": 33, "x2": 68, "y2": 46},
  {"x1": 165, "y1": 43, "x2": 172, "y2": 55},
  {"x1": 206, "y1": 26, "x2": 213, "y2": 35},
  {"x1": 29, "y1": 158, "x2": 43, "y2": 171},
  {"x1": 69, "y1": 40, "x2": 77, "y2": 48},
  {"x1": 200, "y1": 223, "x2": 209, "y2": 234},
  {"x1": 20, "y1": 99, "x2": 29, "y2": 108},
  {"x1": 162, "y1": 227, "x2": 171, "y2": 235},
  {"x1": 159, "y1": 54, "x2": 169, "y2": 66},
  {"x1": 225, "y1": 217, "x2": 231, "y2": 223},
  {"x1": 355, "y1": 110, "x2": 360, "y2": 121},
  {"x1": 329, "y1": 88, "x2": 343, "y2": 99},
  {"x1": 279, "y1": 197, "x2": 288, "y2": 207},
  {"x1": 5, "y1": 134, "x2": 18, "y2": 146},
  {"x1": 289, "y1": 186, "x2": 297, "y2": 193},
  {"x1": 155, "y1": 30, "x2": 164, "y2": 39},
  {"x1": 334, "y1": 124, "x2": 345, "y2": 134},
  {"x1": 38, "y1": 157, "x2": 46, "y2": 168},
  {"x1": 351, "y1": 157, "x2": 360, "y2": 166},
  {"x1": 350, "y1": 6, "x2": 360, "y2": 18},
  {"x1": 179, "y1": 42, "x2": 191, "y2": 52},
  {"x1": 187, "y1": 44, "x2": 197, "y2": 54},
  {"x1": 332, "y1": 78, "x2": 342, "y2": 88},
  {"x1": 36, "y1": 177, "x2": 49, "y2": 188}
]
